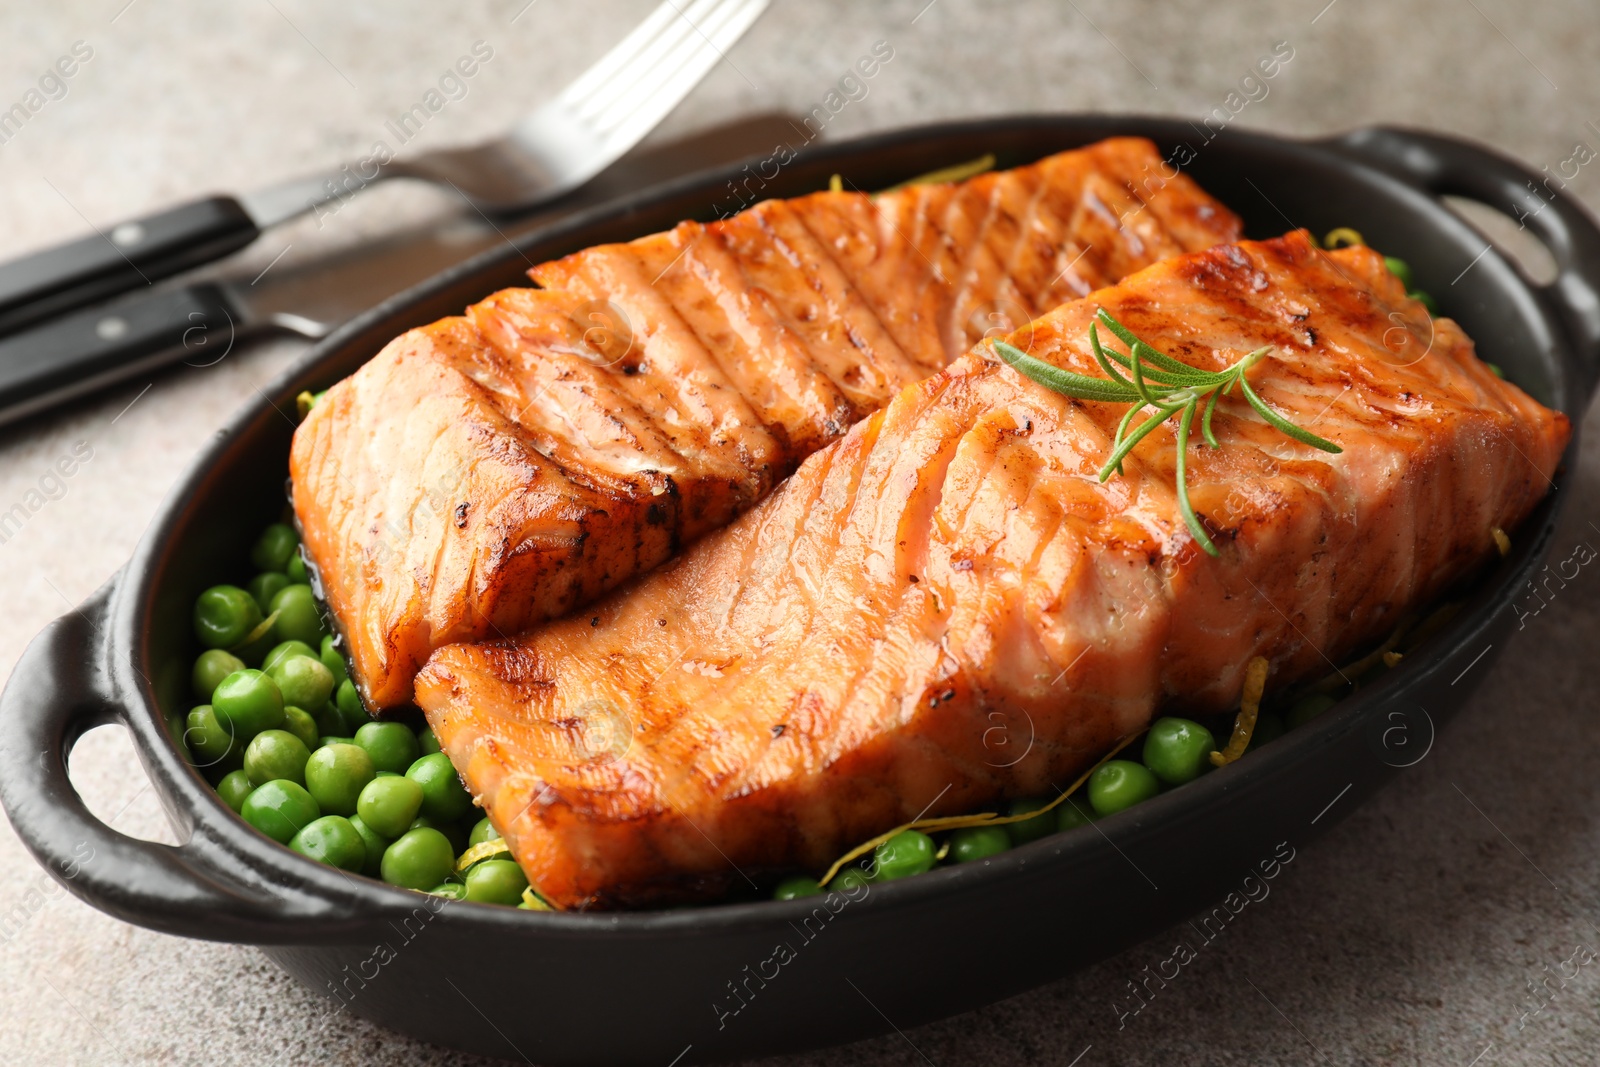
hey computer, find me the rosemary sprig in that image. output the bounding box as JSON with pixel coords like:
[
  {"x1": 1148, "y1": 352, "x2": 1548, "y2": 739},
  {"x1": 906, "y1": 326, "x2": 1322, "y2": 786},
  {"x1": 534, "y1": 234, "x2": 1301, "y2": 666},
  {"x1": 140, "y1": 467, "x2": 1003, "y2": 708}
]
[{"x1": 993, "y1": 308, "x2": 1342, "y2": 556}]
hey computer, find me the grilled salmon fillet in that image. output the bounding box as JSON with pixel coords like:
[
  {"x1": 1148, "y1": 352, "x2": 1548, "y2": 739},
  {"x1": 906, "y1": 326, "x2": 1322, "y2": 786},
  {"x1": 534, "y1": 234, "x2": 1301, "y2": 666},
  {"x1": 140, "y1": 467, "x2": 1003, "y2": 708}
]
[
  {"x1": 291, "y1": 138, "x2": 1241, "y2": 709},
  {"x1": 415, "y1": 231, "x2": 1570, "y2": 909}
]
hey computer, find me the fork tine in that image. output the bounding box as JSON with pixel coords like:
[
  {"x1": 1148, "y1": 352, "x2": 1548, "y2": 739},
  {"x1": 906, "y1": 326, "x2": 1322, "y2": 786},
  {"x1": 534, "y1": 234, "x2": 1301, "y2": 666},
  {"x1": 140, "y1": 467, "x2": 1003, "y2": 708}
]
[
  {"x1": 588, "y1": 0, "x2": 767, "y2": 140},
  {"x1": 556, "y1": 0, "x2": 685, "y2": 111},
  {"x1": 401, "y1": 0, "x2": 766, "y2": 209},
  {"x1": 596, "y1": 0, "x2": 765, "y2": 142},
  {"x1": 564, "y1": 0, "x2": 729, "y2": 122}
]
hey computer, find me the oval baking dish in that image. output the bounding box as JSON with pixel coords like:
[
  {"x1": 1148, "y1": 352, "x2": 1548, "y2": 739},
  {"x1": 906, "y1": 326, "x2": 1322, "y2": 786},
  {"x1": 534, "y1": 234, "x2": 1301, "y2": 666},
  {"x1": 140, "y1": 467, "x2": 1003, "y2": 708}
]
[{"x1": 3, "y1": 115, "x2": 1598, "y2": 1066}]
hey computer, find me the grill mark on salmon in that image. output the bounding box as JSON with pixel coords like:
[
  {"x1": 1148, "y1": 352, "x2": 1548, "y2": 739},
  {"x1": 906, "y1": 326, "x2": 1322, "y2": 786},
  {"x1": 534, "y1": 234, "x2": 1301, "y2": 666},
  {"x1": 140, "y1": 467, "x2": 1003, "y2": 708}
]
[
  {"x1": 293, "y1": 138, "x2": 1242, "y2": 709},
  {"x1": 415, "y1": 232, "x2": 1569, "y2": 909}
]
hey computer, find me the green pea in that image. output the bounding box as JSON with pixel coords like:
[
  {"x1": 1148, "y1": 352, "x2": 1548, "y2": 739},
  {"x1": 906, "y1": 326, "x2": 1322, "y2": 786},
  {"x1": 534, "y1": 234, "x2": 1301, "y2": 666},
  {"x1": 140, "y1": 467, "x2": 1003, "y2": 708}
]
[
  {"x1": 1056, "y1": 795, "x2": 1098, "y2": 831},
  {"x1": 184, "y1": 704, "x2": 238, "y2": 768},
  {"x1": 356, "y1": 774, "x2": 424, "y2": 838},
  {"x1": 335, "y1": 679, "x2": 368, "y2": 734},
  {"x1": 1142, "y1": 717, "x2": 1218, "y2": 786},
  {"x1": 1408, "y1": 290, "x2": 1438, "y2": 315},
  {"x1": 428, "y1": 883, "x2": 467, "y2": 900},
  {"x1": 465, "y1": 859, "x2": 528, "y2": 905},
  {"x1": 319, "y1": 736, "x2": 356, "y2": 749},
  {"x1": 407, "y1": 752, "x2": 473, "y2": 822},
  {"x1": 1486, "y1": 362, "x2": 1505, "y2": 379},
  {"x1": 261, "y1": 639, "x2": 318, "y2": 674},
  {"x1": 229, "y1": 626, "x2": 277, "y2": 669},
  {"x1": 244, "y1": 729, "x2": 311, "y2": 787},
  {"x1": 408, "y1": 815, "x2": 468, "y2": 855},
  {"x1": 285, "y1": 551, "x2": 309, "y2": 584},
  {"x1": 202, "y1": 758, "x2": 242, "y2": 784},
  {"x1": 246, "y1": 572, "x2": 291, "y2": 615},
  {"x1": 468, "y1": 816, "x2": 502, "y2": 848},
  {"x1": 241, "y1": 780, "x2": 321, "y2": 844},
  {"x1": 348, "y1": 814, "x2": 392, "y2": 878},
  {"x1": 1383, "y1": 256, "x2": 1414, "y2": 289},
  {"x1": 250, "y1": 523, "x2": 299, "y2": 573},
  {"x1": 417, "y1": 726, "x2": 442, "y2": 756},
  {"x1": 1004, "y1": 797, "x2": 1056, "y2": 846},
  {"x1": 193, "y1": 585, "x2": 263, "y2": 649},
  {"x1": 216, "y1": 769, "x2": 255, "y2": 813},
  {"x1": 353, "y1": 721, "x2": 419, "y2": 775},
  {"x1": 269, "y1": 584, "x2": 326, "y2": 647},
  {"x1": 282, "y1": 706, "x2": 319, "y2": 751},
  {"x1": 305, "y1": 743, "x2": 375, "y2": 816},
  {"x1": 191, "y1": 649, "x2": 245, "y2": 702},
  {"x1": 1287, "y1": 693, "x2": 1338, "y2": 730},
  {"x1": 1088, "y1": 760, "x2": 1161, "y2": 816},
  {"x1": 313, "y1": 702, "x2": 345, "y2": 738},
  {"x1": 948, "y1": 825, "x2": 1010, "y2": 863},
  {"x1": 381, "y1": 827, "x2": 456, "y2": 890},
  {"x1": 211, "y1": 669, "x2": 285, "y2": 740},
  {"x1": 267, "y1": 655, "x2": 334, "y2": 714},
  {"x1": 289, "y1": 815, "x2": 365, "y2": 872},
  {"x1": 773, "y1": 875, "x2": 822, "y2": 900},
  {"x1": 1248, "y1": 712, "x2": 1286, "y2": 751},
  {"x1": 872, "y1": 830, "x2": 936, "y2": 881},
  {"x1": 830, "y1": 867, "x2": 872, "y2": 893},
  {"x1": 318, "y1": 635, "x2": 348, "y2": 686}
]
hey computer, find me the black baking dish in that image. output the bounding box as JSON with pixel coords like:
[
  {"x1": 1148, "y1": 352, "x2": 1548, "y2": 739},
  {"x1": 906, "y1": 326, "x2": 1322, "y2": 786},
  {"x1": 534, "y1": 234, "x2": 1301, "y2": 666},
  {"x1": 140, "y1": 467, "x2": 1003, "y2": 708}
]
[{"x1": 3, "y1": 116, "x2": 1598, "y2": 1065}]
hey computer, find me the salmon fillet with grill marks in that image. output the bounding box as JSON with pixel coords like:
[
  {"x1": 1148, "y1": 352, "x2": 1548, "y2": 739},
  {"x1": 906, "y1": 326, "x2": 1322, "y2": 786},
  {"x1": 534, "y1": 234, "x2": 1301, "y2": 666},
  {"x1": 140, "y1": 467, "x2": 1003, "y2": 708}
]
[
  {"x1": 414, "y1": 231, "x2": 1570, "y2": 909},
  {"x1": 291, "y1": 138, "x2": 1241, "y2": 710}
]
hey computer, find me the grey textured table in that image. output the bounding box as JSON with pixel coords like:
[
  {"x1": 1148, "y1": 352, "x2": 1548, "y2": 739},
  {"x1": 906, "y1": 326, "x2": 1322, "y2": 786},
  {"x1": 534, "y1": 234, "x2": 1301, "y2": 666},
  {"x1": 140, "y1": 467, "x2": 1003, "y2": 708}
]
[{"x1": 3, "y1": 1, "x2": 1599, "y2": 1063}]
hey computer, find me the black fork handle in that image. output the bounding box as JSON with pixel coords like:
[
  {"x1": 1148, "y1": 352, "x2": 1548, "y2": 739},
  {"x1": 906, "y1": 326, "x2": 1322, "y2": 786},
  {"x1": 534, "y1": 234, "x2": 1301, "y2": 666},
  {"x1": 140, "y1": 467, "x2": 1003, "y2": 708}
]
[{"x1": 0, "y1": 196, "x2": 258, "y2": 338}]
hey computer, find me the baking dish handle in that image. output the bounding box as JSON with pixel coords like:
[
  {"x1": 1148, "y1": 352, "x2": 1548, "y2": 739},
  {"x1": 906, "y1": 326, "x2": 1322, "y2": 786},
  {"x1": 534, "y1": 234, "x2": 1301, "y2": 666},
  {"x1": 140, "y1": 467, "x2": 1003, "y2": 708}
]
[
  {"x1": 1330, "y1": 126, "x2": 1600, "y2": 402},
  {"x1": 0, "y1": 577, "x2": 362, "y2": 942}
]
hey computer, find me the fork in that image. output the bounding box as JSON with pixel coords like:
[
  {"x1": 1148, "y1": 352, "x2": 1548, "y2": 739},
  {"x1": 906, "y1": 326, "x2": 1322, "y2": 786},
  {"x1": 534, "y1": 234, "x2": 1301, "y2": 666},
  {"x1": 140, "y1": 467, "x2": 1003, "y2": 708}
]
[{"x1": 0, "y1": 0, "x2": 769, "y2": 337}]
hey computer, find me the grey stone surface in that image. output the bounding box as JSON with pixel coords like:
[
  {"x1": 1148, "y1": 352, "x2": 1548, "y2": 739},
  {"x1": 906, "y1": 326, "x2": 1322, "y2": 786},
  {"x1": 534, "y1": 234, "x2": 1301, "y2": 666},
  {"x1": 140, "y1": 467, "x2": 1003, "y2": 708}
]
[{"x1": 2, "y1": 0, "x2": 1599, "y2": 1063}]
